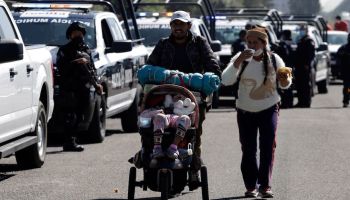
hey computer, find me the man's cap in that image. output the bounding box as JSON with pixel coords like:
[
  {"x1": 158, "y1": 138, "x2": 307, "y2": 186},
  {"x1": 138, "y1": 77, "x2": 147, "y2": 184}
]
[
  {"x1": 246, "y1": 27, "x2": 268, "y2": 43},
  {"x1": 66, "y1": 22, "x2": 86, "y2": 39},
  {"x1": 170, "y1": 10, "x2": 191, "y2": 23}
]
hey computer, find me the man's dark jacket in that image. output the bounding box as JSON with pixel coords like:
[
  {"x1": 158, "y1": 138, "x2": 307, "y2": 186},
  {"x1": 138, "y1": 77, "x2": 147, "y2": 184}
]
[
  {"x1": 146, "y1": 31, "x2": 222, "y2": 77},
  {"x1": 295, "y1": 35, "x2": 315, "y2": 69},
  {"x1": 337, "y1": 43, "x2": 350, "y2": 81}
]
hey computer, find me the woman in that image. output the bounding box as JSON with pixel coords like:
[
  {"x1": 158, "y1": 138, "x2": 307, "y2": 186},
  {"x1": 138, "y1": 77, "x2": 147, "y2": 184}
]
[{"x1": 222, "y1": 27, "x2": 292, "y2": 198}]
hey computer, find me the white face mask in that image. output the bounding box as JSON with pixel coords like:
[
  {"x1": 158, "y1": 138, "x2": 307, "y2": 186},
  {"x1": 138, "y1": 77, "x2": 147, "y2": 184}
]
[{"x1": 253, "y1": 48, "x2": 263, "y2": 56}]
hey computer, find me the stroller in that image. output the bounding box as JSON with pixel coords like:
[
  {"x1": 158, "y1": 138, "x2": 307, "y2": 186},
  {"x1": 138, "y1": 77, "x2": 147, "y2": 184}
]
[{"x1": 127, "y1": 84, "x2": 209, "y2": 200}]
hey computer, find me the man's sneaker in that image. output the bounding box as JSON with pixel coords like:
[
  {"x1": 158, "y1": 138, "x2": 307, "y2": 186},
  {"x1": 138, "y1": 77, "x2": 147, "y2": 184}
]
[
  {"x1": 343, "y1": 103, "x2": 349, "y2": 108},
  {"x1": 166, "y1": 146, "x2": 179, "y2": 159},
  {"x1": 244, "y1": 189, "x2": 258, "y2": 198},
  {"x1": 259, "y1": 187, "x2": 274, "y2": 198},
  {"x1": 152, "y1": 146, "x2": 164, "y2": 158},
  {"x1": 188, "y1": 170, "x2": 200, "y2": 191}
]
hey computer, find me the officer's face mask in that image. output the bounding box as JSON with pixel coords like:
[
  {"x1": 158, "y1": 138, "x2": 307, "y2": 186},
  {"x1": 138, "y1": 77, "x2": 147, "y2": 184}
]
[{"x1": 71, "y1": 36, "x2": 84, "y2": 46}]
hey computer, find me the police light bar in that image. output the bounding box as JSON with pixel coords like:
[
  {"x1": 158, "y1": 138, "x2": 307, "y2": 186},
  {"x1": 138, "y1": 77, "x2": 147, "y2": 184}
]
[
  {"x1": 136, "y1": 12, "x2": 174, "y2": 18},
  {"x1": 12, "y1": 3, "x2": 93, "y2": 10}
]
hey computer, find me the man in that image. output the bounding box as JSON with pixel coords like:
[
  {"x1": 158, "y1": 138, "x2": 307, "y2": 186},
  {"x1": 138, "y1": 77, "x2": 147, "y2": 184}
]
[
  {"x1": 56, "y1": 22, "x2": 103, "y2": 151},
  {"x1": 294, "y1": 25, "x2": 315, "y2": 108},
  {"x1": 336, "y1": 33, "x2": 350, "y2": 107},
  {"x1": 231, "y1": 29, "x2": 247, "y2": 57},
  {"x1": 146, "y1": 10, "x2": 221, "y2": 189},
  {"x1": 334, "y1": 16, "x2": 348, "y2": 32},
  {"x1": 277, "y1": 30, "x2": 294, "y2": 108}
]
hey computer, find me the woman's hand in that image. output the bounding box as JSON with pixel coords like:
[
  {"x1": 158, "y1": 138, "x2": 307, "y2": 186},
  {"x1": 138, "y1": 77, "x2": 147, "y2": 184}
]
[{"x1": 234, "y1": 49, "x2": 254, "y2": 68}]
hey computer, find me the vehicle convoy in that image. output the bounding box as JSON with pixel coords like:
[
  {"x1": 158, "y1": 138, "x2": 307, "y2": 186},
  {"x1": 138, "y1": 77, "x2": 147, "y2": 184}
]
[
  {"x1": 12, "y1": 0, "x2": 149, "y2": 139},
  {"x1": 0, "y1": 0, "x2": 53, "y2": 168}
]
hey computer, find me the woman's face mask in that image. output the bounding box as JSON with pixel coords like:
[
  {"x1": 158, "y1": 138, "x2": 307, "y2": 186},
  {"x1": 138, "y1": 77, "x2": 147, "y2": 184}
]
[
  {"x1": 299, "y1": 30, "x2": 306, "y2": 37},
  {"x1": 253, "y1": 48, "x2": 263, "y2": 56}
]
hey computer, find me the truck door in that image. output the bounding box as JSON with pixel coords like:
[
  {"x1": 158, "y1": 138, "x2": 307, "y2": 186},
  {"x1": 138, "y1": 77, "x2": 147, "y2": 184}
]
[
  {"x1": 0, "y1": 6, "x2": 32, "y2": 142},
  {"x1": 100, "y1": 17, "x2": 130, "y2": 108}
]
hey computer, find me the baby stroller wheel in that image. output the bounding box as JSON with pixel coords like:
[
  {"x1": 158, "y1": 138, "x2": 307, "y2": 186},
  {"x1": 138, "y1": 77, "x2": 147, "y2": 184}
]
[
  {"x1": 160, "y1": 171, "x2": 169, "y2": 200},
  {"x1": 128, "y1": 167, "x2": 136, "y2": 200},
  {"x1": 200, "y1": 166, "x2": 209, "y2": 200}
]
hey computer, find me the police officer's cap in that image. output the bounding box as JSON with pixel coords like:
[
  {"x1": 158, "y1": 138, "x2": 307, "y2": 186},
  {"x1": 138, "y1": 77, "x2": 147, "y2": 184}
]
[{"x1": 66, "y1": 22, "x2": 86, "y2": 39}]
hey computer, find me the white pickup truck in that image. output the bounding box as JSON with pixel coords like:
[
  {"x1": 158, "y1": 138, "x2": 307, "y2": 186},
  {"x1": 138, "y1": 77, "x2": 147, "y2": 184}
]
[{"x1": 0, "y1": 0, "x2": 53, "y2": 168}]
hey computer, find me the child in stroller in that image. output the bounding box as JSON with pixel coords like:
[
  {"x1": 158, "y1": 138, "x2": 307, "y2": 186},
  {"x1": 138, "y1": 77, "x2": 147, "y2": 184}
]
[{"x1": 128, "y1": 84, "x2": 209, "y2": 200}]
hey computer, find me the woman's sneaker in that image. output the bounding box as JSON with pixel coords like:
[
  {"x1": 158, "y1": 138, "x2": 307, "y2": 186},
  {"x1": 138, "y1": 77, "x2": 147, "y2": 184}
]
[
  {"x1": 259, "y1": 187, "x2": 274, "y2": 198},
  {"x1": 244, "y1": 189, "x2": 258, "y2": 198}
]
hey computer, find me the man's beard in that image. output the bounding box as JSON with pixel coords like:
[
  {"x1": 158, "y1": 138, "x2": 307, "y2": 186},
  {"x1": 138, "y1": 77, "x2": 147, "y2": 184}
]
[{"x1": 172, "y1": 31, "x2": 188, "y2": 40}]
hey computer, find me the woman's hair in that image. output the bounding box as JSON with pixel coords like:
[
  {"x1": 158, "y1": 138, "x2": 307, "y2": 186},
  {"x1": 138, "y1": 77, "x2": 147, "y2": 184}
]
[{"x1": 259, "y1": 38, "x2": 269, "y2": 85}]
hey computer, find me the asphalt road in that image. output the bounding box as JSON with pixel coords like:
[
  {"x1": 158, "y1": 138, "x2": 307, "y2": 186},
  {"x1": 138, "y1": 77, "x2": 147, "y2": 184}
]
[{"x1": 1, "y1": 83, "x2": 350, "y2": 200}]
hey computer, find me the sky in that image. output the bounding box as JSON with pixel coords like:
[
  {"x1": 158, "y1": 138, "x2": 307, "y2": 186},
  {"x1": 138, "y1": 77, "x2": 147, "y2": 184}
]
[{"x1": 320, "y1": 0, "x2": 344, "y2": 12}]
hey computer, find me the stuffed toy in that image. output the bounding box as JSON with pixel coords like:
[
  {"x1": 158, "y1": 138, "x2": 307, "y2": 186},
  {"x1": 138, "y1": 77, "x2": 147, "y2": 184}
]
[
  {"x1": 277, "y1": 67, "x2": 292, "y2": 78},
  {"x1": 163, "y1": 94, "x2": 174, "y2": 108},
  {"x1": 173, "y1": 98, "x2": 195, "y2": 116}
]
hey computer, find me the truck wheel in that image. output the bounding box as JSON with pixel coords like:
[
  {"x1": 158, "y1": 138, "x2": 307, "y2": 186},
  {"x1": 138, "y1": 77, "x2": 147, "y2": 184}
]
[
  {"x1": 16, "y1": 102, "x2": 47, "y2": 169},
  {"x1": 121, "y1": 90, "x2": 139, "y2": 133},
  {"x1": 88, "y1": 95, "x2": 106, "y2": 143},
  {"x1": 317, "y1": 79, "x2": 328, "y2": 94}
]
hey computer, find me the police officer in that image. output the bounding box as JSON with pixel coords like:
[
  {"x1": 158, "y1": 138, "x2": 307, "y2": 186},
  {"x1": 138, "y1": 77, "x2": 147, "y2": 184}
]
[
  {"x1": 56, "y1": 22, "x2": 103, "y2": 151},
  {"x1": 294, "y1": 25, "x2": 315, "y2": 108},
  {"x1": 336, "y1": 33, "x2": 350, "y2": 107},
  {"x1": 231, "y1": 29, "x2": 247, "y2": 57}
]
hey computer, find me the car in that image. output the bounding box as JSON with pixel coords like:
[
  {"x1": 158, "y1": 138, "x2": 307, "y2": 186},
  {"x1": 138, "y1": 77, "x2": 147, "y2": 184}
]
[
  {"x1": 0, "y1": 0, "x2": 53, "y2": 168},
  {"x1": 327, "y1": 30, "x2": 348, "y2": 79},
  {"x1": 12, "y1": 0, "x2": 149, "y2": 139}
]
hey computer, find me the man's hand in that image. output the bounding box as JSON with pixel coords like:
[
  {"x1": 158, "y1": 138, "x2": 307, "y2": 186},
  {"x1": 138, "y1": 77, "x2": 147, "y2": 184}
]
[{"x1": 95, "y1": 84, "x2": 103, "y2": 95}]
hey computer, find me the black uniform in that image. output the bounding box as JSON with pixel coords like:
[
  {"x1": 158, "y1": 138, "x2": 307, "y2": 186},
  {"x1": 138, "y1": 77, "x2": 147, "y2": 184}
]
[
  {"x1": 294, "y1": 35, "x2": 315, "y2": 107},
  {"x1": 336, "y1": 42, "x2": 350, "y2": 106},
  {"x1": 56, "y1": 36, "x2": 99, "y2": 149}
]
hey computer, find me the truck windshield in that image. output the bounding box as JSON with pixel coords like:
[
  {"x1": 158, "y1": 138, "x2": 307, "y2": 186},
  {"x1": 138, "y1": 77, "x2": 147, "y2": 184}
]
[
  {"x1": 215, "y1": 25, "x2": 244, "y2": 45},
  {"x1": 138, "y1": 23, "x2": 171, "y2": 47},
  {"x1": 14, "y1": 17, "x2": 96, "y2": 48}
]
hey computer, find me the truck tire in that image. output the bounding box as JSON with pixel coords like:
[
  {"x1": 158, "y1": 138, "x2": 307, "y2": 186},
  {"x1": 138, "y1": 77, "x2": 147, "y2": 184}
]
[
  {"x1": 16, "y1": 102, "x2": 47, "y2": 169},
  {"x1": 121, "y1": 90, "x2": 139, "y2": 133},
  {"x1": 88, "y1": 95, "x2": 106, "y2": 143}
]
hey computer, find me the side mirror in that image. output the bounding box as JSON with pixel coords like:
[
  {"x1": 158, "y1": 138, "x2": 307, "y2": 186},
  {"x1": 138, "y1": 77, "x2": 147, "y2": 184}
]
[
  {"x1": 0, "y1": 39, "x2": 23, "y2": 63},
  {"x1": 210, "y1": 40, "x2": 222, "y2": 52},
  {"x1": 318, "y1": 42, "x2": 328, "y2": 51},
  {"x1": 105, "y1": 40, "x2": 133, "y2": 53}
]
